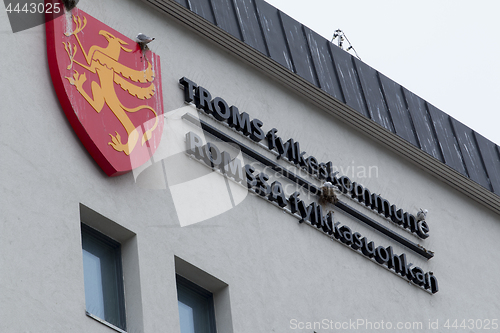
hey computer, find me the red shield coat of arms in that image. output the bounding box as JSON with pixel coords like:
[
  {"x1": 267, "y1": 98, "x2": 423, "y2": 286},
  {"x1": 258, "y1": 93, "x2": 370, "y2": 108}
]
[{"x1": 46, "y1": 5, "x2": 164, "y2": 176}]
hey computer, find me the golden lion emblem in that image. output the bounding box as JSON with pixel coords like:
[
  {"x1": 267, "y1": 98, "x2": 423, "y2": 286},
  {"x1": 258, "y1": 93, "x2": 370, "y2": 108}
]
[{"x1": 63, "y1": 15, "x2": 158, "y2": 156}]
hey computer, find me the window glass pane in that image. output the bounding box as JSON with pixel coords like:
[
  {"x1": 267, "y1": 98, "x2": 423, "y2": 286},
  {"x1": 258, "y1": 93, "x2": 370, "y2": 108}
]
[
  {"x1": 178, "y1": 300, "x2": 196, "y2": 333},
  {"x1": 177, "y1": 276, "x2": 216, "y2": 333},
  {"x1": 82, "y1": 249, "x2": 105, "y2": 318},
  {"x1": 81, "y1": 225, "x2": 126, "y2": 331}
]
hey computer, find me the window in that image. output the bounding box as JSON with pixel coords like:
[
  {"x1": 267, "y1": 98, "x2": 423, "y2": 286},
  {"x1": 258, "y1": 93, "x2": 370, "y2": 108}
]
[
  {"x1": 177, "y1": 275, "x2": 217, "y2": 333},
  {"x1": 81, "y1": 224, "x2": 126, "y2": 331}
]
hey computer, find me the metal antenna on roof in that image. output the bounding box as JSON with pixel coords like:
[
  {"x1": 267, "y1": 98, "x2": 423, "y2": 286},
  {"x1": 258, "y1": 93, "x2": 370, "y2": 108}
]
[
  {"x1": 332, "y1": 29, "x2": 344, "y2": 48},
  {"x1": 331, "y1": 29, "x2": 361, "y2": 60}
]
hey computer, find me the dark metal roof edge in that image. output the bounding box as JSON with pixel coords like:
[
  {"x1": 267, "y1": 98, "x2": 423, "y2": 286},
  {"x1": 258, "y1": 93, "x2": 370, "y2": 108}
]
[{"x1": 144, "y1": 0, "x2": 500, "y2": 215}]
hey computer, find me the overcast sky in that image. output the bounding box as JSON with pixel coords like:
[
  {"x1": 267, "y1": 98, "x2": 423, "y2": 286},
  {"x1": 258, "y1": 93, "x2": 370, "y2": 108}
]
[{"x1": 265, "y1": 0, "x2": 500, "y2": 146}]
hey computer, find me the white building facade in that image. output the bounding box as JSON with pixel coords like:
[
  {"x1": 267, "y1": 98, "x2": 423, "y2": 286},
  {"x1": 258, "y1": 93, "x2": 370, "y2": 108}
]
[{"x1": 1, "y1": 0, "x2": 499, "y2": 332}]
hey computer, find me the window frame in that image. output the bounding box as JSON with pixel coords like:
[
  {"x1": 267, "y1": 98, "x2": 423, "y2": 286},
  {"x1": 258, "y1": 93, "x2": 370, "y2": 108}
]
[
  {"x1": 81, "y1": 223, "x2": 127, "y2": 332},
  {"x1": 176, "y1": 274, "x2": 217, "y2": 333}
]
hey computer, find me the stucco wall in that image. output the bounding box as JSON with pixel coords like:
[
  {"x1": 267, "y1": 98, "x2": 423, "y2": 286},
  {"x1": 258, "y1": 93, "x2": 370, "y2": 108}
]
[{"x1": 1, "y1": 0, "x2": 499, "y2": 332}]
